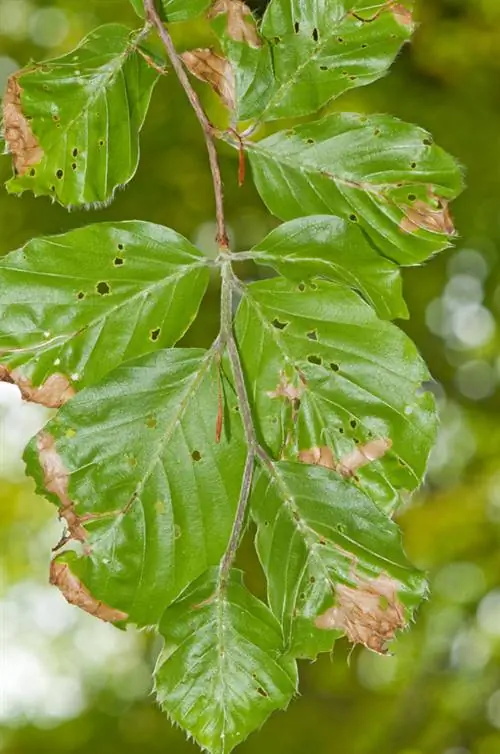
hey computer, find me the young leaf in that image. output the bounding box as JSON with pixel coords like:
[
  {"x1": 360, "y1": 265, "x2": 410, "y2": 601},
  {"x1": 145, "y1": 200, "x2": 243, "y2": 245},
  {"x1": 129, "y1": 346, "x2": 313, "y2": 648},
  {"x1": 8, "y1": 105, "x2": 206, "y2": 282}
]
[
  {"x1": 155, "y1": 568, "x2": 298, "y2": 754},
  {"x1": 246, "y1": 112, "x2": 464, "y2": 263},
  {"x1": 256, "y1": 0, "x2": 415, "y2": 121},
  {"x1": 247, "y1": 215, "x2": 408, "y2": 320},
  {"x1": 235, "y1": 277, "x2": 437, "y2": 513},
  {"x1": 3, "y1": 25, "x2": 159, "y2": 208},
  {"x1": 0, "y1": 222, "x2": 210, "y2": 394},
  {"x1": 129, "y1": 0, "x2": 211, "y2": 21},
  {"x1": 24, "y1": 348, "x2": 247, "y2": 625},
  {"x1": 252, "y1": 461, "x2": 427, "y2": 658}
]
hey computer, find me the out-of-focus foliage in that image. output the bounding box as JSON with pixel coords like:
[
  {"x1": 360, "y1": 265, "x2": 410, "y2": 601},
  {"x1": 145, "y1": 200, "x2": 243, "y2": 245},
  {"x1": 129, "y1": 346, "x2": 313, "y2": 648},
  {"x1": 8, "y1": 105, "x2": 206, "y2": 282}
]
[{"x1": 1, "y1": 1, "x2": 500, "y2": 753}]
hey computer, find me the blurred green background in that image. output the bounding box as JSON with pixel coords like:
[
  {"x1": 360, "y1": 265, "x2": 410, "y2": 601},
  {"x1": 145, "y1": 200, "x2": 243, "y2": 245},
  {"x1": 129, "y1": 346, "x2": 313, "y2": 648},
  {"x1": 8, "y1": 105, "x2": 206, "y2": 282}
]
[{"x1": 1, "y1": 1, "x2": 500, "y2": 753}]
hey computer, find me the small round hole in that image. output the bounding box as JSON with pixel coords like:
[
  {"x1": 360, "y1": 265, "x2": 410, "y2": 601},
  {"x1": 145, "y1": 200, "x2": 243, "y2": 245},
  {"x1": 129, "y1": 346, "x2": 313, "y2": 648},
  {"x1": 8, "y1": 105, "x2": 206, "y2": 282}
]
[
  {"x1": 96, "y1": 281, "x2": 110, "y2": 295},
  {"x1": 192, "y1": 450, "x2": 202, "y2": 462}
]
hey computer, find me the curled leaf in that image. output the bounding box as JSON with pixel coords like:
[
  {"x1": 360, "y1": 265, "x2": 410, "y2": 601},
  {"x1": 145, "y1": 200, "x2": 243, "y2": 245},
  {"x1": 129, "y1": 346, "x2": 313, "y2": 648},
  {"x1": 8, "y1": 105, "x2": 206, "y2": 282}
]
[
  {"x1": 0, "y1": 366, "x2": 75, "y2": 408},
  {"x1": 315, "y1": 573, "x2": 406, "y2": 654},
  {"x1": 181, "y1": 49, "x2": 235, "y2": 110},
  {"x1": 209, "y1": 0, "x2": 261, "y2": 48},
  {"x1": 50, "y1": 560, "x2": 128, "y2": 623},
  {"x1": 2, "y1": 75, "x2": 44, "y2": 176},
  {"x1": 37, "y1": 431, "x2": 88, "y2": 545}
]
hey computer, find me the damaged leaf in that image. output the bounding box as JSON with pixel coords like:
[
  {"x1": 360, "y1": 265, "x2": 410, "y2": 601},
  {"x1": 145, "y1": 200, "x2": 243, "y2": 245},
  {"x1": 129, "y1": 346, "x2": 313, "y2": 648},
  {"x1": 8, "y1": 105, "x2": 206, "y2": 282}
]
[
  {"x1": 155, "y1": 568, "x2": 297, "y2": 754},
  {"x1": 209, "y1": 0, "x2": 261, "y2": 48},
  {"x1": 252, "y1": 461, "x2": 426, "y2": 658},
  {"x1": 182, "y1": 49, "x2": 235, "y2": 110},
  {"x1": 297, "y1": 445, "x2": 335, "y2": 469},
  {"x1": 400, "y1": 197, "x2": 456, "y2": 236},
  {"x1": 50, "y1": 559, "x2": 128, "y2": 623},
  {"x1": 0, "y1": 367, "x2": 74, "y2": 408},
  {"x1": 2, "y1": 76, "x2": 44, "y2": 176},
  {"x1": 247, "y1": 112, "x2": 464, "y2": 264},
  {"x1": 0, "y1": 221, "x2": 210, "y2": 390},
  {"x1": 235, "y1": 277, "x2": 437, "y2": 514},
  {"x1": 129, "y1": 0, "x2": 210, "y2": 22},
  {"x1": 5, "y1": 25, "x2": 159, "y2": 207},
  {"x1": 25, "y1": 348, "x2": 246, "y2": 626},
  {"x1": 315, "y1": 573, "x2": 405, "y2": 654}
]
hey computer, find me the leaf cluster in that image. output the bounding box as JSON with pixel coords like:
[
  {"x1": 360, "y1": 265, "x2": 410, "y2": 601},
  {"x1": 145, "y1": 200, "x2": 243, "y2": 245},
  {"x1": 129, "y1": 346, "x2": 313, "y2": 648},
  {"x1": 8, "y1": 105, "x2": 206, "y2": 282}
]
[{"x1": 0, "y1": 1, "x2": 463, "y2": 752}]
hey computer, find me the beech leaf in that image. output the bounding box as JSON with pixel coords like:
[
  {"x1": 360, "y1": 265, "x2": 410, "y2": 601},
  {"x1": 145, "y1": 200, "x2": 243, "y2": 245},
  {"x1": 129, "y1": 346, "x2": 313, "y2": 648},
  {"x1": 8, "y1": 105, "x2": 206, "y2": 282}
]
[
  {"x1": 182, "y1": 49, "x2": 235, "y2": 111},
  {"x1": 4, "y1": 25, "x2": 159, "y2": 208},
  {"x1": 155, "y1": 568, "x2": 298, "y2": 754},
  {"x1": 0, "y1": 221, "x2": 210, "y2": 391},
  {"x1": 129, "y1": 0, "x2": 211, "y2": 21}
]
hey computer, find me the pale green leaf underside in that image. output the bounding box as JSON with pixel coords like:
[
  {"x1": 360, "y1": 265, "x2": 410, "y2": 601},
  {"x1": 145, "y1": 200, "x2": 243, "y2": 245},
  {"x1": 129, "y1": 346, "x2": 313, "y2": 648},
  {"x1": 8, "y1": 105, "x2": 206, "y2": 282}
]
[
  {"x1": 247, "y1": 112, "x2": 464, "y2": 263},
  {"x1": 24, "y1": 348, "x2": 246, "y2": 626},
  {"x1": 0, "y1": 221, "x2": 209, "y2": 389},
  {"x1": 235, "y1": 277, "x2": 437, "y2": 513},
  {"x1": 6, "y1": 25, "x2": 158, "y2": 208},
  {"x1": 248, "y1": 215, "x2": 408, "y2": 320},
  {"x1": 129, "y1": 0, "x2": 210, "y2": 21},
  {"x1": 155, "y1": 568, "x2": 298, "y2": 754},
  {"x1": 256, "y1": 0, "x2": 414, "y2": 121},
  {"x1": 252, "y1": 461, "x2": 427, "y2": 658}
]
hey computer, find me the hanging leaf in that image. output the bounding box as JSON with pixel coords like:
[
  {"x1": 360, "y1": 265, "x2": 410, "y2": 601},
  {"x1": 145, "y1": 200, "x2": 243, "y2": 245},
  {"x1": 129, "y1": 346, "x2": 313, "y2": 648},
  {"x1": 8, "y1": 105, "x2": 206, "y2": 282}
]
[
  {"x1": 246, "y1": 112, "x2": 464, "y2": 263},
  {"x1": 24, "y1": 348, "x2": 247, "y2": 626},
  {"x1": 251, "y1": 461, "x2": 427, "y2": 658},
  {"x1": 181, "y1": 49, "x2": 236, "y2": 111},
  {"x1": 155, "y1": 568, "x2": 298, "y2": 754},
  {"x1": 0, "y1": 222, "x2": 210, "y2": 394},
  {"x1": 256, "y1": 0, "x2": 415, "y2": 121},
  {"x1": 247, "y1": 215, "x2": 408, "y2": 320},
  {"x1": 235, "y1": 277, "x2": 437, "y2": 513},
  {"x1": 130, "y1": 0, "x2": 211, "y2": 21},
  {"x1": 3, "y1": 25, "x2": 159, "y2": 208},
  {"x1": 209, "y1": 0, "x2": 273, "y2": 121}
]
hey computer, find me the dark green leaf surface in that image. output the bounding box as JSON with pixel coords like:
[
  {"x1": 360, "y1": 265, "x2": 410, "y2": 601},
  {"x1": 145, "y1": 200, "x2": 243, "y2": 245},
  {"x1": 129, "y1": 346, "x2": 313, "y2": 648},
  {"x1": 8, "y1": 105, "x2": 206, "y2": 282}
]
[
  {"x1": 252, "y1": 461, "x2": 427, "y2": 658},
  {"x1": 0, "y1": 222, "x2": 209, "y2": 389},
  {"x1": 235, "y1": 277, "x2": 437, "y2": 513},
  {"x1": 247, "y1": 112, "x2": 464, "y2": 263},
  {"x1": 248, "y1": 215, "x2": 408, "y2": 320},
  {"x1": 256, "y1": 0, "x2": 414, "y2": 121},
  {"x1": 129, "y1": 0, "x2": 210, "y2": 21},
  {"x1": 155, "y1": 568, "x2": 298, "y2": 754},
  {"x1": 6, "y1": 25, "x2": 159, "y2": 207},
  {"x1": 25, "y1": 348, "x2": 246, "y2": 625}
]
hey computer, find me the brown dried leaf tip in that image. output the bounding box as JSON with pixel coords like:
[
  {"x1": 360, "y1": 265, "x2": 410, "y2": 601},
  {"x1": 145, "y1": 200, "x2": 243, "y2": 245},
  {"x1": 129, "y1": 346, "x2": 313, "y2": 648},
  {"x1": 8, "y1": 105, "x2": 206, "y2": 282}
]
[
  {"x1": 0, "y1": 366, "x2": 75, "y2": 408},
  {"x1": 315, "y1": 573, "x2": 406, "y2": 654},
  {"x1": 299, "y1": 438, "x2": 392, "y2": 478},
  {"x1": 37, "y1": 431, "x2": 88, "y2": 545},
  {"x1": 50, "y1": 560, "x2": 128, "y2": 623},
  {"x1": 400, "y1": 193, "x2": 455, "y2": 236},
  {"x1": 2, "y1": 75, "x2": 44, "y2": 176},
  {"x1": 389, "y1": 2, "x2": 414, "y2": 28},
  {"x1": 209, "y1": 0, "x2": 261, "y2": 48},
  {"x1": 181, "y1": 49, "x2": 235, "y2": 111}
]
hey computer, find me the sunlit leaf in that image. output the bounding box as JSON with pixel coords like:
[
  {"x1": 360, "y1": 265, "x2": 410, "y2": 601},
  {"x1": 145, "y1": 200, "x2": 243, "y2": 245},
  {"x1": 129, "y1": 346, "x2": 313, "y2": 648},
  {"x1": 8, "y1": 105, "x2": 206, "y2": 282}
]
[
  {"x1": 0, "y1": 222, "x2": 210, "y2": 391},
  {"x1": 252, "y1": 460, "x2": 427, "y2": 658},
  {"x1": 4, "y1": 25, "x2": 159, "y2": 208},
  {"x1": 247, "y1": 112, "x2": 464, "y2": 263},
  {"x1": 247, "y1": 215, "x2": 408, "y2": 320},
  {"x1": 235, "y1": 277, "x2": 437, "y2": 513},
  {"x1": 155, "y1": 568, "x2": 298, "y2": 754},
  {"x1": 24, "y1": 348, "x2": 246, "y2": 626}
]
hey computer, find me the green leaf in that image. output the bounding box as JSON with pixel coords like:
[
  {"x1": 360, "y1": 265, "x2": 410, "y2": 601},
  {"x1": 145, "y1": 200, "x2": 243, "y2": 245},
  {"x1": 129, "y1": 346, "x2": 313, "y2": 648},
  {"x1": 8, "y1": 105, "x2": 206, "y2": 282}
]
[
  {"x1": 235, "y1": 277, "x2": 437, "y2": 513},
  {"x1": 4, "y1": 25, "x2": 159, "y2": 208},
  {"x1": 129, "y1": 0, "x2": 210, "y2": 21},
  {"x1": 252, "y1": 461, "x2": 427, "y2": 659},
  {"x1": 0, "y1": 222, "x2": 210, "y2": 392},
  {"x1": 247, "y1": 215, "x2": 408, "y2": 320},
  {"x1": 247, "y1": 112, "x2": 464, "y2": 263},
  {"x1": 155, "y1": 568, "x2": 298, "y2": 754},
  {"x1": 256, "y1": 0, "x2": 415, "y2": 121},
  {"x1": 24, "y1": 348, "x2": 247, "y2": 625}
]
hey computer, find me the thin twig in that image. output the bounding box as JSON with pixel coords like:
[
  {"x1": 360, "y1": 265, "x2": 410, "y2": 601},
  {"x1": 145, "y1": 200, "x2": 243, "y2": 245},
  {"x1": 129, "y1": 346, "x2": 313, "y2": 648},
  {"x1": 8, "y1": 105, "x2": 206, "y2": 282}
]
[
  {"x1": 143, "y1": 0, "x2": 229, "y2": 250},
  {"x1": 218, "y1": 450, "x2": 255, "y2": 588}
]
